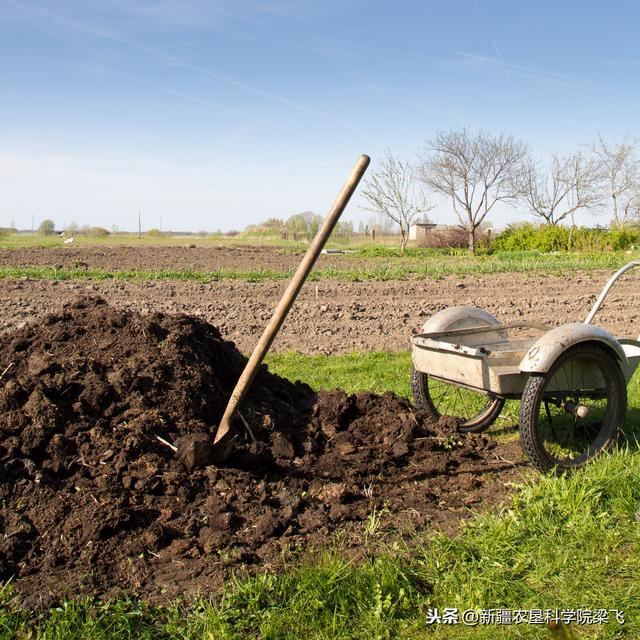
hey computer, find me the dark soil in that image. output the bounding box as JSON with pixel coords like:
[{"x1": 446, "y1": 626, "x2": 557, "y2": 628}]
[
  {"x1": 0, "y1": 297, "x2": 524, "y2": 608},
  {"x1": 0, "y1": 244, "x2": 374, "y2": 272},
  {"x1": 3, "y1": 270, "x2": 636, "y2": 355}
]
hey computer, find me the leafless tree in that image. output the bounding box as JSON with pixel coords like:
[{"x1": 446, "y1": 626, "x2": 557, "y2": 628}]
[
  {"x1": 517, "y1": 152, "x2": 602, "y2": 225},
  {"x1": 418, "y1": 127, "x2": 527, "y2": 254},
  {"x1": 592, "y1": 134, "x2": 640, "y2": 227},
  {"x1": 361, "y1": 151, "x2": 432, "y2": 252}
]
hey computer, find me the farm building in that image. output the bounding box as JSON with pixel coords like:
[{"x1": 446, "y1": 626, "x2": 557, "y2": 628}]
[{"x1": 409, "y1": 222, "x2": 437, "y2": 246}]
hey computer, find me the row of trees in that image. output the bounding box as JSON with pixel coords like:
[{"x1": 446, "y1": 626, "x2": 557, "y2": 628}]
[
  {"x1": 35, "y1": 219, "x2": 112, "y2": 237},
  {"x1": 244, "y1": 210, "x2": 354, "y2": 240},
  {"x1": 362, "y1": 128, "x2": 640, "y2": 253}
]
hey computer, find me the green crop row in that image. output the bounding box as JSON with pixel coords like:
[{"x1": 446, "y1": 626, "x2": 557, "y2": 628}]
[{"x1": 0, "y1": 249, "x2": 637, "y2": 285}]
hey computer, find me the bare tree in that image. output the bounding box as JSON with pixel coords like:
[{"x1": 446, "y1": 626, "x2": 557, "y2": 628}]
[
  {"x1": 517, "y1": 152, "x2": 602, "y2": 225},
  {"x1": 418, "y1": 128, "x2": 527, "y2": 254},
  {"x1": 592, "y1": 134, "x2": 640, "y2": 227},
  {"x1": 361, "y1": 151, "x2": 432, "y2": 252}
]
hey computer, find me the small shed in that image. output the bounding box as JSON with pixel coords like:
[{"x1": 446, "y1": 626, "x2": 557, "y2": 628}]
[{"x1": 409, "y1": 223, "x2": 437, "y2": 246}]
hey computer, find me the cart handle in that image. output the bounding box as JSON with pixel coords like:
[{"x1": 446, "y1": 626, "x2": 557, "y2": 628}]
[{"x1": 584, "y1": 260, "x2": 640, "y2": 324}]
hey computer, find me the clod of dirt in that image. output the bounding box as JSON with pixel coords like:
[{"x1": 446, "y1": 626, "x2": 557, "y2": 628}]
[
  {"x1": 0, "y1": 297, "x2": 520, "y2": 608},
  {"x1": 176, "y1": 433, "x2": 218, "y2": 470}
]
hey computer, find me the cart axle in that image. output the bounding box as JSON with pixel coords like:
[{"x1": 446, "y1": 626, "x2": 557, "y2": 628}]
[{"x1": 563, "y1": 402, "x2": 590, "y2": 419}]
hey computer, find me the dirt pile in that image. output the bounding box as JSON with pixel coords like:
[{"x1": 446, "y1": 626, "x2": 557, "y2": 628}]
[{"x1": 0, "y1": 297, "x2": 516, "y2": 608}]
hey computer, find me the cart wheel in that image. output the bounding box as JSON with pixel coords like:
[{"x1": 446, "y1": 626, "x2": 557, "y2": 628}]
[
  {"x1": 411, "y1": 367, "x2": 504, "y2": 432},
  {"x1": 519, "y1": 343, "x2": 626, "y2": 473}
]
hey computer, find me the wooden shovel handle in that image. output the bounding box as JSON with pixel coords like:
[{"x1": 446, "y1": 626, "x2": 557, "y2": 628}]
[{"x1": 213, "y1": 154, "x2": 370, "y2": 444}]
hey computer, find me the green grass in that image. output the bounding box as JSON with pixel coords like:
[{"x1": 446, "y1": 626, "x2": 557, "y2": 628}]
[
  {"x1": 265, "y1": 352, "x2": 413, "y2": 396},
  {"x1": 265, "y1": 351, "x2": 522, "y2": 436},
  {"x1": 0, "y1": 265, "x2": 293, "y2": 283},
  {"x1": 0, "y1": 249, "x2": 638, "y2": 284},
  {"x1": 266, "y1": 350, "x2": 640, "y2": 440},
  {"x1": 3, "y1": 352, "x2": 640, "y2": 638}
]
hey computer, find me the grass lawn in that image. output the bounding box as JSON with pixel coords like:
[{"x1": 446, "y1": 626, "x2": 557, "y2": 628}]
[{"x1": 1, "y1": 352, "x2": 638, "y2": 638}]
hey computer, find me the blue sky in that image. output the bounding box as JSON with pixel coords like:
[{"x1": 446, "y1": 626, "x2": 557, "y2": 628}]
[{"x1": 1, "y1": 0, "x2": 639, "y2": 232}]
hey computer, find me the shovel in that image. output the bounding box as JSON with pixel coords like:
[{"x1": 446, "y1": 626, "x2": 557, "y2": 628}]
[{"x1": 182, "y1": 154, "x2": 370, "y2": 467}]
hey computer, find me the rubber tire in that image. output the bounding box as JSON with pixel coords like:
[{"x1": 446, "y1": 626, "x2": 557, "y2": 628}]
[
  {"x1": 411, "y1": 366, "x2": 505, "y2": 432},
  {"x1": 519, "y1": 343, "x2": 626, "y2": 473}
]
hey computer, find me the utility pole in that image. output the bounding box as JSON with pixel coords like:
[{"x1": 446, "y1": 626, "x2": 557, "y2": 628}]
[{"x1": 138, "y1": 209, "x2": 142, "y2": 238}]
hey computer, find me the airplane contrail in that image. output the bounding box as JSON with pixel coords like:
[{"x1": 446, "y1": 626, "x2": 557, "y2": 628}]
[
  {"x1": 455, "y1": 51, "x2": 599, "y2": 90},
  {"x1": 108, "y1": 67, "x2": 299, "y2": 132},
  {"x1": 4, "y1": 0, "x2": 361, "y2": 133}
]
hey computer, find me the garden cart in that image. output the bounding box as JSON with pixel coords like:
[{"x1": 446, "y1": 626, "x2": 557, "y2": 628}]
[{"x1": 411, "y1": 262, "x2": 640, "y2": 471}]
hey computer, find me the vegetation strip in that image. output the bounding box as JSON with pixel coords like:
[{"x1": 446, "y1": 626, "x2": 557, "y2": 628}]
[{"x1": 0, "y1": 251, "x2": 638, "y2": 283}]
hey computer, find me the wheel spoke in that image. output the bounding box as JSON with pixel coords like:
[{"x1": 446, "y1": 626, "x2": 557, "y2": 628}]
[
  {"x1": 522, "y1": 346, "x2": 624, "y2": 470},
  {"x1": 414, "y1": 371, "x2": 503, "y2": 433}
]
